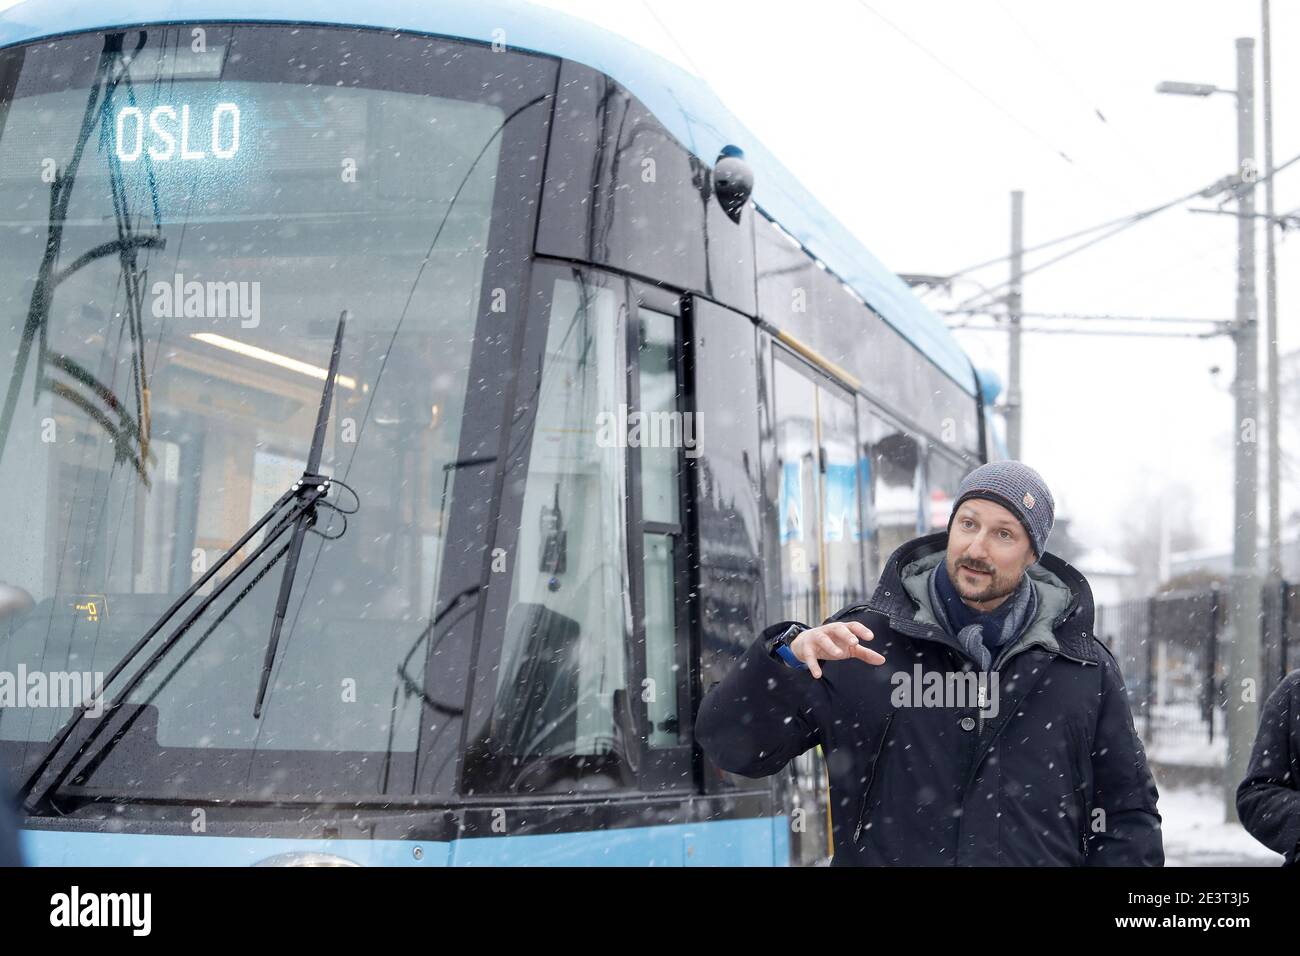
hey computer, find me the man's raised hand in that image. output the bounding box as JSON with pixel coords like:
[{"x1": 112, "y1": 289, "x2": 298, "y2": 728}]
[{"x1": 789, "y1": 622, "x2": 885, "y2": 679}]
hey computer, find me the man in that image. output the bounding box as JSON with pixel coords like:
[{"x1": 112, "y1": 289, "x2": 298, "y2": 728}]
[
  {"x1": 1236, "y1": 670, "x2": 1300, "y2": 866},
  {"x1": 695, "y1": 460, "x2": 1163, "y2": 866}
]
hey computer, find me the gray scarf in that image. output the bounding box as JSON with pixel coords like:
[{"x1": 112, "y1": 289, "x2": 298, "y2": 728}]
[{"x1": 927, "y1": 565, "x2": 1039, "y2": 671}]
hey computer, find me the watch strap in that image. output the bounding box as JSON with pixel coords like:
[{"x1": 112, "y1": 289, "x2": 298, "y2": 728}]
[{"x1": 768, "y1": 624, "x2": 808, "y2": 670}]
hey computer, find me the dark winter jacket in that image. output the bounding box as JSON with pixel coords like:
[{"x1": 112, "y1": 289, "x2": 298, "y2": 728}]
[
  {"x1": 695, "y1": 531, "x2": 1164, "y2": 866},
  {"x1": 1236, "y1": 669, "x2": 1300, "y2": 866}
]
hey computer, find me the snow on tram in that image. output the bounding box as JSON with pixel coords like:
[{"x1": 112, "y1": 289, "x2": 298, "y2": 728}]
[{"x1": 0, "y1": 0, "x2": 1001, "y2": 865}]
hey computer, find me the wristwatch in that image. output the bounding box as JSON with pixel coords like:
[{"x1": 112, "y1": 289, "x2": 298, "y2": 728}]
[{"x1": 766, "y1": 623, "x2": 808, "y2": 669}]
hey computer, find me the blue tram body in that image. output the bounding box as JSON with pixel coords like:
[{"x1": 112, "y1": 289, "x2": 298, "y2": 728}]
[{"x1": 0, "y1": 0, "x2": 994, "y2": 865}]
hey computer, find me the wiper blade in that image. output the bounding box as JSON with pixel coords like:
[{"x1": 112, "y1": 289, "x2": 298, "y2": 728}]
[
  {"x1": 253, "y1": 308, "x2": 347, "y2": 718},
  {"x1": 18, "y1": 310, "x2": 354, "y2": 814}
]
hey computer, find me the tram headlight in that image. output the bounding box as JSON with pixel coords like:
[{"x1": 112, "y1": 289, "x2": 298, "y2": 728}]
[{"x1": 253, "y1": 852, "x2": 362, "y2": 867}]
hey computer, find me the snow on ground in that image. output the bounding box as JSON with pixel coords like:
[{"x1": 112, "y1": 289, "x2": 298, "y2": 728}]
[
  {"x1": 1158, "y1": 781, "x2": 1284, "y2": 867},
  {"x1": 1147, "y1": 735, "x2": 1226, "y2": 768},
  {"x1": 1143, "y1": 704, "x2": 1226, "y2": 767}
]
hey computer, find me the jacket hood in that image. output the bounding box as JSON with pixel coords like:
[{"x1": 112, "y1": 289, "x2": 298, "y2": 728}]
[{"x1": 869, "y1": 530, "x2": 1099, "y2": 665}]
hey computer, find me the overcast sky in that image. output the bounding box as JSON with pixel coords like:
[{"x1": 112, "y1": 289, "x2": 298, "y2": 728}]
[{"x1": 3, "y1": 0, "x2": 1297, "y2": 565}]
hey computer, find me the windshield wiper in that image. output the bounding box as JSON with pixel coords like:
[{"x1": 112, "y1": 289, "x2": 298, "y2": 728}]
[
  {"x1": 252, "y1": 309, "x2": 349, "y2": 718},
  {"x1": 18, "y1": 310, "x2": 354, "y2": 814}
]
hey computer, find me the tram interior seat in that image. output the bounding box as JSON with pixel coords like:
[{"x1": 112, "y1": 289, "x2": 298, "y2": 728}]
[
  {"x1": 463, "y1": 602, "x2": 627, "y2": 792},
  {"x1": 492, "y1": 601, "x2": 581, "y2": 758}
]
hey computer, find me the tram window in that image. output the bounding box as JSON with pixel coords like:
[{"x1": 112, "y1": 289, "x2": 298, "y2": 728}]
[
  {"x1": 773, "y1": 358, "x2": 820, "y2": 625},
  {"x1": 642, "y1": 533, "x2": 679, "y2": 748},
  {"x1": 926, "y1": 450, "x2": 971, "y2": 533},
  {"x1": 636, "y1": 309, "x2": 682, "y2": 526},
  {"x1": 488, "y1": 277, "x2": 632, "y2": 776},
  {"x1": 0, "y1": 26, "x2": 554, "y2": 798},
  {"x1": 819, "y1": 385, "x2": 864, "y2": 613},
  {"x1": 634, "y1": 305, "x2": 684, "y2": 750},
  {"x1": 864, "y1": 416, "x2": 922, "y2": 569},
  {"x1": 771, "y1": 352, "x2": 867, "y2": 623}
]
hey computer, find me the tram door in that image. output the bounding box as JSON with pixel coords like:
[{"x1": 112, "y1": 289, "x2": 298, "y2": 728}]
[{"x1": 773, "y1": 350, "x2": 864, "y2": 865}]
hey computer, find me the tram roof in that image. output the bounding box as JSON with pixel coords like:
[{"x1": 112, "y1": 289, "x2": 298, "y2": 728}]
[{"x1": 0, "y1": 0, "x2": 977, "y2": 394}]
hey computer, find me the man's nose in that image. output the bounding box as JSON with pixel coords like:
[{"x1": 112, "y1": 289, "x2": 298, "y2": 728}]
[{"x1": 965, "y1": 533, "x2": 990, "y2": 563}]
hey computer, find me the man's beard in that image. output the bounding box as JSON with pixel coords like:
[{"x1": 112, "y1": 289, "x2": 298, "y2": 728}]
[{"x1": 950, "y1": 556, "x2": 1018, "y2": 604}]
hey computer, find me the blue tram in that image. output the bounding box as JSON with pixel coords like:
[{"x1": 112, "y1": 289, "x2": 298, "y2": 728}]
[{"x1": 0, "y1": 0, "x2": 1000, "y2": 865}]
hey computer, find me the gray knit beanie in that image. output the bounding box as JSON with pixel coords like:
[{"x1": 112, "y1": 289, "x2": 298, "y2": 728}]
[{"x1": 947, "y1": 460, "x2": 1055, "y2": 559}]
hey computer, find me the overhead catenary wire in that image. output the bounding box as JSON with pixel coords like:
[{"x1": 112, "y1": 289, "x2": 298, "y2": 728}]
[
  {"x1": 851, "y1": 0, "x2": 1077, "y2": 167},
  {"x1": 639, "y1": 0, "x2": 709, "y2": 80},
  {"x1": 949, "y1": 322, "x2": 1224, "y2": 339},
  {"x1": 990, "y1": 0, "x2": 1170, "y2": 192},
  {"x1": 944, "y1": 149, "x2": 1300, "y2": 296},
  {"x1": 952, "y1": 213, "x2": 1181, "y2": 310},
  {"x1": 941, "y1": 309, "x2": 1233, "y2": 324},
  {"x1": 849, "y1": 0, "x2": 1192, "y2": 216},
  {"x1": 853, "y1": 0, "x2": 1250, "y2": 292},
  {"x1": 946, "y1": 192, "x2": 1200, "y2": 280},
  {"x1": 992, "y1": 0, "x2": 1109, "y2": 125}
]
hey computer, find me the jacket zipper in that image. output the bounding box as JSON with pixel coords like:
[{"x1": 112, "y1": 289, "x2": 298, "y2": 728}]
[
  {"x1": 852, "y1": 712, "x2": 895, "y2": 844},
  {"x1": 1077, "y1": 788, "x2": 1090, "y2": 858},
  {"x1": 1066, "y1": 723, "x2": 1092, "y2": 859}
]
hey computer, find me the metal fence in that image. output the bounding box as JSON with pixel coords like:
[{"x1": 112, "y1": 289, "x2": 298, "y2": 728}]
[{"x1": 1094, "y1": 583, "x2": 1300, "y2": 768}]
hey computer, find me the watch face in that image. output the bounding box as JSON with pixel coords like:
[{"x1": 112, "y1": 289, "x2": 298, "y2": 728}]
[{"x1": 770, "y1": 625, "x2": 800, "y2": 651}]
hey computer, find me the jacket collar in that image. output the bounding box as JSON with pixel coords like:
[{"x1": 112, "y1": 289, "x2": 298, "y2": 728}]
[{"x1": 868, "y1": 531, "x2": 1098, "y2": 665}]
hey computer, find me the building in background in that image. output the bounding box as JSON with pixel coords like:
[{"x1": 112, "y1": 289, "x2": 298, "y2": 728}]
[{"x1": 1074, "y1": 548, "x2": 1140, "y2": 605}]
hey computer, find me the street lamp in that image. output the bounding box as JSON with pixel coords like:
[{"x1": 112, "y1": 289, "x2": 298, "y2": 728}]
[
  {"x1": 1158, "y1": 40, "x2": 1259, "y2": 826},
  {"x1": 1155, "y1": 80, "x2": 1231, "y2": 98}
]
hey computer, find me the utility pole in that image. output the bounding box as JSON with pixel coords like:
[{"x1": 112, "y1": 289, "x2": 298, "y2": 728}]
[
  {"x1": 1226, "y1": 36, "x2": 1260, "y2": 824},
  {"x1": 1262, "y1": 0, "x2": 1282, "y2": 609},
  {"x1": 1007, "y1": 190, "x2": 1023, "y2": 459}
]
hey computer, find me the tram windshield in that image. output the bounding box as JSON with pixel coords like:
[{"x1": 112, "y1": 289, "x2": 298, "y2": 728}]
[{"x1": 0, "y1": 25, "x2": 552, "y2": 800}]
